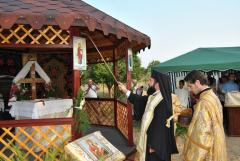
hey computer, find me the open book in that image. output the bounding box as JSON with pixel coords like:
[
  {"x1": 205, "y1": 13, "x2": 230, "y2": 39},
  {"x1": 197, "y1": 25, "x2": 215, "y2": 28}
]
[{"x1": 65, "y1": 131, "x2": 125, "y2": 161}]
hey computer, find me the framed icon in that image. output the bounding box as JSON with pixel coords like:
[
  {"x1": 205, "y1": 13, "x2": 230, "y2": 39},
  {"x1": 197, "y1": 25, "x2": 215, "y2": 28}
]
[
  {"x1": 73, "y1": 37, "x2": 87, "y2": 70},
  {"x1": 128, "y1": 48, "x2": 133, "y2": 71}
]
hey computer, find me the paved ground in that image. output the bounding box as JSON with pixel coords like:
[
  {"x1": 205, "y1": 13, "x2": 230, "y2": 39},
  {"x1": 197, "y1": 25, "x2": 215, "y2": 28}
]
[{"x1": 133, "y1": 121, "x2": 240, "y2": 161}]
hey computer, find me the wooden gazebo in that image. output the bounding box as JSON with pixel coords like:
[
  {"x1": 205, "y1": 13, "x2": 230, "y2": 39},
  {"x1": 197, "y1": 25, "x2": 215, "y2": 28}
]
[{"x1": 0, "y1": 0, "x2": 151, "y2": 160}]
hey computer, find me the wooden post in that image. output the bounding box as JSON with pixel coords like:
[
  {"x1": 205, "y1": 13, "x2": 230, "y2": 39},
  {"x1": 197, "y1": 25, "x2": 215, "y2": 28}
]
[
  {"x1": 30, "y1": 63, "x2": 37, "y2": 100},
  {"x1": 125, "y1": 51, "x2": 133, "y2": 146},
  {"x1": 70, "y1": 27, "x2": 81, "y2": 97},
  {"x1": 69, "y1": 26, "x2": 81, "y2": 140},
  {"x1": 113, "y1": 49, "x2": 118, "y2": 127},
  {"x1": 73, "y1": 71, "x2": 80, "y2": 97},
  {"x1": 70, "y1": 26, "x2": 81, "y2": 97}
]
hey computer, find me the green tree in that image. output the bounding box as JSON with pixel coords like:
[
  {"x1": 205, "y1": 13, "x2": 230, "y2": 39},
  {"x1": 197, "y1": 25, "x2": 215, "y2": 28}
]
[
  {"x1": 132, "y1": 54, "x2": 145, "y2": 80},
  {"x1": 117, "y1": 53, "x2": 144, "y2": 82},
  {"x1": 141, "y1": 60, "x2": 160, "y2": 84},
  {"x1": 86, "y1": 63, "x2": 114, "y2": 96},
  {"x1": 81, "y1": 53, "x2": 145, "y2": 97},
  {"x1": 117, "y1": 59, "x2": 126, "y2": 83},
  {"x1": 146, "y1": 60, "x2": 160, "y2": 73}
]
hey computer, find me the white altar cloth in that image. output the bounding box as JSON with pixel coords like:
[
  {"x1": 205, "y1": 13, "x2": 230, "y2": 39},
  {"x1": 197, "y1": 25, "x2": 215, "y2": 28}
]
[
  {"x1": 9, "y1": 99, "x2": 73, "y2": 119},
  {"x1": 225, "y1": 92, "x2": 240, "y2": 107}
]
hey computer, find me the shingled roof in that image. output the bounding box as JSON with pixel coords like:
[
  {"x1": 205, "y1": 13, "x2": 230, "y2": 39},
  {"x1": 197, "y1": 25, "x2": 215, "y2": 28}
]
[{"x1": 0, "y1": 0, "x2": 150, "y2": 49}]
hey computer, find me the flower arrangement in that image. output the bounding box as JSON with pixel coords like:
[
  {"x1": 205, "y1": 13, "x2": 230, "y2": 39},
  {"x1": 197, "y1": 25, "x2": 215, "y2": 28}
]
[
  {"x1": 44, "y1": 83, "x2": 56, "y2": 98},
  {"x1": 9, "y1": 83, "x2": 30, "y2": 101},
  {"x1": 9, "y1": 83, "x2": 57, "y2": 101}
]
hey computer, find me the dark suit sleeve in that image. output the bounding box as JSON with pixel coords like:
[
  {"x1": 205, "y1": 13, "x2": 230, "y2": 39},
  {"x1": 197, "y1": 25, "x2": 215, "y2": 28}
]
[{"x1": 128, "y1": 92, "x2": 148, "y2": 120}]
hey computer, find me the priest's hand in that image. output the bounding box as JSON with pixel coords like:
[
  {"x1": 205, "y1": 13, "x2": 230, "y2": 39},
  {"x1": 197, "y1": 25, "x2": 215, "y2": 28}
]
[
  {"x1": 149, "y1": 148, "x2": 155, "y2": 153},
  {"x1": 118, "y1": 82, "x2": 128, "y2": 94}
]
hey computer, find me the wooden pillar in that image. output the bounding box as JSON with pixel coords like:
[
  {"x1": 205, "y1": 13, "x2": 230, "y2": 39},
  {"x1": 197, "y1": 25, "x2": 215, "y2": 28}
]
[
  {"x1": 125, "y1": 51, "x2": 133, "y2": 146},
  {"x1": 70, "y1": 26, "x2": 81, "y2": 97},
  {"x1": 113, "y1": 49, "x2": 118, "y2": 127},
  {"x1": 69, "y1": 26, "x2": 81, "y2": 140},
  {"x1": 73, "y1": 71, "x2": 80, "y2": 97}
]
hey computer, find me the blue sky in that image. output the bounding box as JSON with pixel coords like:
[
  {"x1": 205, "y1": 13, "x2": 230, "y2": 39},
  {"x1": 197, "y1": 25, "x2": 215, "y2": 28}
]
[{"x1": 85, "y1": 0, "x2": 240, "y2": 67}]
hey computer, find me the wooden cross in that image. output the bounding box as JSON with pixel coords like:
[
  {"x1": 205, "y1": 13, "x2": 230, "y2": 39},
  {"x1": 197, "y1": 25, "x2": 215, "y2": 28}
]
[{"x1": 17, "y1": 63, "x2": 45, "y2": 100}]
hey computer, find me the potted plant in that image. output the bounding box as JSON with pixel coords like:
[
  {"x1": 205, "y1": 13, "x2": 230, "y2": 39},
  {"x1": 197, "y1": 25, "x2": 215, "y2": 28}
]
[{"x1": 175, "y1": 108, "x2": 192, "y2": 144}]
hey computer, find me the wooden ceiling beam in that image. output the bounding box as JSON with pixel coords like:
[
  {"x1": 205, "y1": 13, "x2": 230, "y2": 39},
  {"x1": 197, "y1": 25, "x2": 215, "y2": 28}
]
[
  {"x1": 0, "y1": 44, "x2": 71, "y2": 49},
  {"x1": 87, "y1": 45, "x2": 114, "y2": 53}
]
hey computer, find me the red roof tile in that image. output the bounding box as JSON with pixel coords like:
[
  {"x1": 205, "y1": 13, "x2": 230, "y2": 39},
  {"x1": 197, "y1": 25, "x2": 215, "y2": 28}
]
[{"x1": 0, "y1": 0, "x2": 150, "y2": 48}]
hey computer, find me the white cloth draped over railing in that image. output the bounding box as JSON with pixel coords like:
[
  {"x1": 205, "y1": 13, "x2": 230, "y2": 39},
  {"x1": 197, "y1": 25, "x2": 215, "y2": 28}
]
[
  {"x1": 13, "y1": 60, "x2": 50, "y2": 84},
  {"x1": 9, "y1": 98, "x2": 73, "y2": 119}
]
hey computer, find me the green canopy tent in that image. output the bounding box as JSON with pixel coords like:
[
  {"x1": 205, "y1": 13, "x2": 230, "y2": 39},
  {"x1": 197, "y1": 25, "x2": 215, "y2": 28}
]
[
  {"x1": 153, "y1": 47, "x2": 240, "y2": 72},
  {"x1": 152, "y1": 46, "x2": 240, "y2": 97}
]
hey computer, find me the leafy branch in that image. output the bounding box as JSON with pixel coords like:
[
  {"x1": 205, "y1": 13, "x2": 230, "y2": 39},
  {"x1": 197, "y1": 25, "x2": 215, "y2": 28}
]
[
  {"x1": 74, "y1": 88, "x2": 90, "y2": 133},
  {"x1": 175, "y1": 122, "x2": 188, "y2": 137}
]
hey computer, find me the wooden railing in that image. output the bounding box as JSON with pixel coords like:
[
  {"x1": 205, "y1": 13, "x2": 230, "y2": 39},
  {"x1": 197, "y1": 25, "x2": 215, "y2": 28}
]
[
  {"x1": 116, "y1": 101, "x2": 129, "y2": 138},
  {"x1": 116, "y1": 100, "x2": 133, "y2": 146},
  {"x1": 84, "y1": 98, "x2": 133, "y2": 146},
  {"x1": 0, "y1": 118, "x2": 73, "y2": 161},
  {"x1": 84, "y1": 98, "x2": 115, "y2": 126}
]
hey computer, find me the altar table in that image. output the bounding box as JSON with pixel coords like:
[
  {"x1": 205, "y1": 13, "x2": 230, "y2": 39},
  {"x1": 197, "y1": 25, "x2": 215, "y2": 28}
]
[
  {"x1": 8, "y1": 99, "x2": 73, "y2": 152},
  {"x1": 9, "y1": 99, "x2": 73, "y2": 119}
]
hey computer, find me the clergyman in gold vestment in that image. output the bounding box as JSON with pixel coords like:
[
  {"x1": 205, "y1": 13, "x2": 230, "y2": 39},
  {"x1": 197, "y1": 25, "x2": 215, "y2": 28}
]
[{"x1": 183, "y1": 70, "x2": 227, "y2": 161}]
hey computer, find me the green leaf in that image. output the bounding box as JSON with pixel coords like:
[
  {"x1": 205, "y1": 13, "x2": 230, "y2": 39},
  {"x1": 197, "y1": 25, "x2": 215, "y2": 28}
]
[
  {"x1": 76, "y1": 88, "x2": 84, "y2": 107},
  {"x1": 75, "y1": 109, "x2": 90, "y2": 133},
  {"x1": 175, "y1": 122, "x2": 188, "y2": 137},
  {"x1": 74, "y1": 88, "x2": 90, "y2": 133},
  {"x1": 7, "y1": 139, "x2": 28, "y2": 161}
]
